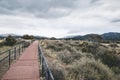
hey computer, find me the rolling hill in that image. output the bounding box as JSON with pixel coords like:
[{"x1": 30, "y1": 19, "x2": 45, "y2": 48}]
[{"x1": 64, "y1": 32, "x2": 120, "y2": 41}]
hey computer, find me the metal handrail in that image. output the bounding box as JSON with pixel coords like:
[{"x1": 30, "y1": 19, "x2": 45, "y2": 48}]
[
  {"x1": 38, "y1": 44, "x2": 54, "y2": 80},
  {"x1": 0, "y1": 41, "x2": 28, "y2": 67}
]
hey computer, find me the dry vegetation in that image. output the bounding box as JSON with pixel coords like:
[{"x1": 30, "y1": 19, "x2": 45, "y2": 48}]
[
  {"x1": 0, "y1": 46, "x2": 11, "y2": 53},
  {"x1": 0, "y1": 39, "x2": 11, "y2": 53},
  {"x1": 0, "y1": 46, "x2": 11, "y2": 79},
  {"x1": 0, "y1": 40, "x2": 3, "y2": 43},
  {"x1": 40, "y1": 40, "x2": 120, "y2": 80}
]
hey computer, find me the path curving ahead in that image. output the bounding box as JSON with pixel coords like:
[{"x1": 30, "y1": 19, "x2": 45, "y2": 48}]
[{"x1": 2, "y1": 41, "x2": 40, "y2": 80}]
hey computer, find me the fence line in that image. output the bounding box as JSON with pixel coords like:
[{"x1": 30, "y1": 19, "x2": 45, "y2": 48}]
[
  {"x1": 38, "y1": 43, "x2": 54, "y2": 80},
  {"x1": 0, "y1": 41, "x2": 28, "y2": 79},
  {"x1": 0, "y1": 41, "x2": 33, "y2": 67}
]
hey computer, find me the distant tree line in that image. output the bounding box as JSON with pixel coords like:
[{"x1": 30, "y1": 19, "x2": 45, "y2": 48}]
[{"x1": 0, "y1": 34, "x2": 35, "y2": 47}]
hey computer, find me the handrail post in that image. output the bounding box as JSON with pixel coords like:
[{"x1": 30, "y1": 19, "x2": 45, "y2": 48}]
[
  {"x1": 19, "y1": 43, "x2": 20, "y2": 55},
  {"x1": 42, "y1": 57, "x2": 44, "y2": 77},
  {"x1": 47, "y1": 69, "x2": 50, "y2": 80},
  {"x1": 14, "y1": 47, "x2": 16, "y2": 60},
  {"x1": 8, "y1": 50, "x2": 11, "y2": 67},
  {"x1": 22, "y1": 42, "x2": 24, "y2": 52},
  {"x1": 23, "y1": 42, "x2": 25, "y2": 51}
]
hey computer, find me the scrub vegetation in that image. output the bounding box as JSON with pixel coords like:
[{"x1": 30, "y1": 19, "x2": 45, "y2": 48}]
[{"x1": 40, "y1": 40, "x2": 120, "y2": 80}]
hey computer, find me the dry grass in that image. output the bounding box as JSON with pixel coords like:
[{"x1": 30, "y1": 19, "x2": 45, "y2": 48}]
[
  {"x1": 0, "y1": 46, "x2": 11, "y2": 53},
  {"x1": 0, "y1": 40, "x2": 3, "y2": 43},
  {"x1": 40, "y1": 40, "x2": 120, "y2": 80}
]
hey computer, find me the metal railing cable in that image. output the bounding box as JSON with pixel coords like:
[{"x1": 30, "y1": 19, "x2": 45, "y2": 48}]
[{"x1": 38, "y1": 44, "x2": 54, "y2": 80}]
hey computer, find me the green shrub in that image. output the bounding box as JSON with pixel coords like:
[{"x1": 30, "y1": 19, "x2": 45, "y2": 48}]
[
  {"x1": 51, "y1": 68, "x2": 65, "y2": 80},
  {"x1": 22, "y1": 34, "x2": 34, "y2": 39},
  {"x1": 4, "y1": 35, "x2": 16, "y2": 46},
  {"x1": 112, "y1": 67, "x2": 120, "y2": 74},
  {"x1": 58, "y1": 50, "x2": 74, "y2": 64},
  {"x1": 0, "y1": 42, "x2": 4, "y2": 47},
  {"x1": 46, "y1": 44, "x2": 56, "y2": 49},
  {"x1": 46, "y1": 43, "x2": 65, "y2": 51},
  {"x1": 49, "y1": 61, "x2": 65, "y2": 80},
  {"x1": 109, "y1": 43, "x2": 118, "y2": 47},
  {"x1": 81, "y1": 43, "x2": 98, "y2": 54},
  {"x1": 100, "y1": 51, "x2": 120, "y2": 67}
]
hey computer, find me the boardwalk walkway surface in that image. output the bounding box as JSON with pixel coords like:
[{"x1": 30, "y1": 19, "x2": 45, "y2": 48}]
[{"x1": 2, "y1": 41, "x2": 40, "y2": 80}]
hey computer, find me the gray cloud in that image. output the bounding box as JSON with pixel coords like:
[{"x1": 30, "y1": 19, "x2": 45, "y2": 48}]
[
  {"x1": 0, "y1": 0, "x2": 76, "y2": 18},
  {"x1": 90, "y1": 0, "x2": 99, "y2": 3},
  {"x1": 0, "y1": 0, "x2": 120, "y2": 37},
  {"x1": 112, "y1": 19, "x2": 120, "y2": 23},
  {"x1": 0, "y1": 0, "x2": 120, "y2": 19}
]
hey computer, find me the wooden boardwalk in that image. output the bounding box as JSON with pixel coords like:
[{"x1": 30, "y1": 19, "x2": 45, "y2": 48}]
[{"x1": 2, "y1": 41, "x2": 40, "y2": 80}]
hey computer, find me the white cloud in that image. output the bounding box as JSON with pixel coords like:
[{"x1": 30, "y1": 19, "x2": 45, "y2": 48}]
[
  {"x1": 0, "y1": 15, "x2": 68, "y2": 37},
  {"x1": 0, "y1": 0, "x2": 120, "y2": 37}
]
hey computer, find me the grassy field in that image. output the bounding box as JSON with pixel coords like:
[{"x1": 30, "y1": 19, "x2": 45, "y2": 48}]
[
  {"x1": 0, "y1": 40, "x2": 3, "y2": 43},
  {"x1": 40, "y1": 40, "x2": 120, "y2": 80},
  {"x1": 0, "y1": 46, "x2": 11, "y2": 53}
]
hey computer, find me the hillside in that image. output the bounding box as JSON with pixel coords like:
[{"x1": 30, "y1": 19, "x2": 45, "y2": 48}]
[
  {"x1": 0, "y1": 34, "x2": 21, "y2": 38},
  {"x1": 64, "y1": 32, "x2": 120, "y2": 41},
  {"x1": 0, "y1": 34, "x2": 48, "y2": 39},
  {"x1": 102, "y1": 32, "x2": 120, "y2": 41}
]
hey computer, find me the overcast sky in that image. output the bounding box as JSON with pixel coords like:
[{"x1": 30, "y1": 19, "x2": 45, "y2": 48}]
[{"x1": 0, "y1": 0, "x2": 120, "y2": 37}]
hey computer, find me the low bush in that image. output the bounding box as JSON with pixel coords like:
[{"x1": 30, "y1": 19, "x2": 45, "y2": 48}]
[
  {"x1": 51, "y1": 68, "x2": 65, "y2": 80},
  {"x1": 0, "y1": 42, "x2": 4, "y2": 47},
  {"x1": 109, "y1": 43, "x2": 118, "y2": 47},
  {"x1": 58, "y1": 50, "x2": 74, "y2": 64},
  {"x1": 46, "y1": 44, "x2": 65, "y2": 51},
  {"x1": 100, "y1": 51, "x2": 120, "y2": 67},
  {"x1": 81, "y1": 42, "x2": 99, "y2": 54},
  {"x1": 67, "y1": 58, "x2": 116, "y2": 80},
  {"x1": 49, "y1": 61, "x2": 66, "y2": 80},
  {"x1": 4, "y1": 35, "x2": 16, "y2": 46},
  {"x1": 112, "y1": 67, "x2": 120, "y2": 74}
]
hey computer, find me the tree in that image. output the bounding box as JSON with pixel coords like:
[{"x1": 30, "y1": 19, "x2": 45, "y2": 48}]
[
  {"x1": 22, "y1": 34, "x2": 34, "y2": 39},
  {"x1": 5, "y1": 35, "x2": 16, "y2": 46},
  {"x1": 88, "y1": 34, "x2": 103, "y2": 42},
  {"x1": 50, "y1": 37, "x2": 56, "y2": 40}
]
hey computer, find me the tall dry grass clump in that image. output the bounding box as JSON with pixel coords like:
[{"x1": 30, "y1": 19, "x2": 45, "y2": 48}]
[{"x1": 66, "y1": 58, "x2": 116, "y2": 80}]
